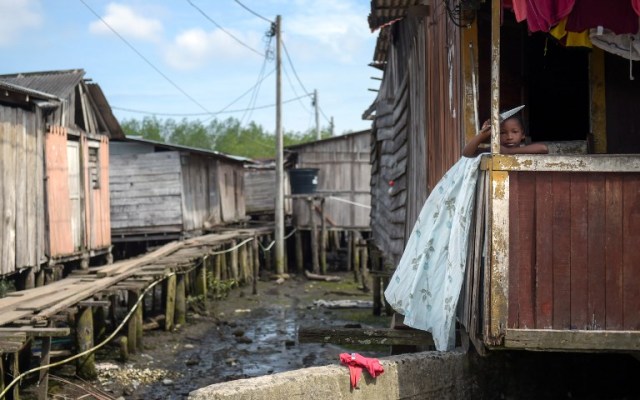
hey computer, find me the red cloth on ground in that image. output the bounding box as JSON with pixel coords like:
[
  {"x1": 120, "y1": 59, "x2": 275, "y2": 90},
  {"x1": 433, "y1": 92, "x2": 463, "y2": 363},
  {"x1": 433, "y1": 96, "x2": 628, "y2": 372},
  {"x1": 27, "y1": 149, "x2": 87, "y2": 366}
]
[{"x1": 339, "y1": 353, "x2": 384, "y2": 389}]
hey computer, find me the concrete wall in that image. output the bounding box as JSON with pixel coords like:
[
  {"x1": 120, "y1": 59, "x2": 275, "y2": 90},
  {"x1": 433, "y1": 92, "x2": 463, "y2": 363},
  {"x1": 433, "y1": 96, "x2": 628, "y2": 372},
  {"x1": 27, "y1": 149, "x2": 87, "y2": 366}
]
[{"x1": 189, "y1": 351, "x2": 474, "y2": 400}]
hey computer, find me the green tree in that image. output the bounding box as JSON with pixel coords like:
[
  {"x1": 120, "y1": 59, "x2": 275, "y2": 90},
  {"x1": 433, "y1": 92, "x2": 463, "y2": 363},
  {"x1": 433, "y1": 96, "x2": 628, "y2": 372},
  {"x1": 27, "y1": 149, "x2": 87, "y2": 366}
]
[{"x1": 121, "y1": 116, "x2": 164, "y2": 142}]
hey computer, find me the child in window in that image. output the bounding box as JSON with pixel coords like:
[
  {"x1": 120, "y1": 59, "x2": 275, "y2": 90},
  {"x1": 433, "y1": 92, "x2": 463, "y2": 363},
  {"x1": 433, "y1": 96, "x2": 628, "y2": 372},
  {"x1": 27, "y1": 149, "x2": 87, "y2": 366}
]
[{"x1": 462, "y1": 116, "x2": 548, "y2": 157}]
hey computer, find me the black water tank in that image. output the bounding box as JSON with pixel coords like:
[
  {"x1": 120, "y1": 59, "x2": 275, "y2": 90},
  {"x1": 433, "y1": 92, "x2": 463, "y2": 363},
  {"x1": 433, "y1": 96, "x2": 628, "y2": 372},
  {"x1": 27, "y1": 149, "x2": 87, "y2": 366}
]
[{"x1": 289, "y1": 168, "x2": 319, "y2": 194}]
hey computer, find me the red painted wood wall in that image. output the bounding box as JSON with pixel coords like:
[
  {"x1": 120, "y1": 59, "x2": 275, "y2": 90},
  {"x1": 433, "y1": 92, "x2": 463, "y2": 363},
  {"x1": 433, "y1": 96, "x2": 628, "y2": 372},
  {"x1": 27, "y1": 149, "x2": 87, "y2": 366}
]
[{"x1": 508, "y1": 171, "x2": 640, "y2": 331}]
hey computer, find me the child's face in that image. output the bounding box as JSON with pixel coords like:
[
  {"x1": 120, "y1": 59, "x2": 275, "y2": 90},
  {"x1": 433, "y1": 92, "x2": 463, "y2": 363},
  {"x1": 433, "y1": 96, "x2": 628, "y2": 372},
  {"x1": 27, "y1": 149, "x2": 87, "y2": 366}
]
[{"x1": 500, "y1": 118, "x2": 525, "y2": 148}]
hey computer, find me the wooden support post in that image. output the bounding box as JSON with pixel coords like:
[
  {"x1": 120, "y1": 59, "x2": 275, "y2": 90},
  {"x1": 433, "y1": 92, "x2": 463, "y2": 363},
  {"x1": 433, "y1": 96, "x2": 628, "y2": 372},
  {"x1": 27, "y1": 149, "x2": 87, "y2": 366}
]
[
  {"x1": 118, "y1": 336, "x2": 128, "y2": 362},
  {"x1": 252, "y1": 236, "x2": 259, "y2": 295},
  {"x1": 135, "y1": 294, "x2": 143, "y2": 350},
  {"x1": 93, "y1": 306, "x2": 107, "y2": 343},
  {"x1": 37, "y1": 336, "x2": 51, "y2": 400},
  {"x1": 220, "y1": 251, "x2": 228, "y2": 280},
  {"x1": 360, "y1": 238, "x2": 370, "y2": 293},
  {"x1": 109, "y1": 294, "x2": 118, "y2": 331},
  {"x1": 75, "y1": 306, "x2": 97, "y2": 380},
  {"x1": 0, "y1": 351, "x2": 4, "y2": 396},
  {"x1": 11, "y1": 352, "x2": 20, "y2": 400},
  {"x1": 35, "y1": 270, "x2": 45, "y2": 287},
  {"x1": 230, "y1": 240, "x2": 239, "y2": 281},
  {"x1": 126, "y1": 290, "x2": 138, "y2": 354},
  {"x1": 239, "y1": 243, "x2": 248, "y2": 283},
  {"x1": 80, "y1": 253, "x2": 90, "y2": 270},
  {"x1": 247, "y1": 241, "x2": 254, "y2": 282},
  {"x1": 214, "y1": 253, "x2": 222, "y2": 281},
  {"x1": 175, "y1": 274, "x2": 187, "y2": 327},
  {"x1": 295, "y1": 230, "x2": 304, "y2": 273},
  {"x1": 309, "y1": 198, "x2": 319, "y2": 274},
  {"x1": 164, "y1": 275, "x2": 176, "y2": 331},
  {"x1": 352, "y1": 231, "x2": 360, "y2": 283},
  {"x1": 195, "y1": 259, "x2": 207, "y2": 299},
  {"x1": 21, "y1": 268, "x2": 35, "y2": 290},
  {"x1": 347, "y1": 230, "x2": 353, "y2": 272},
  {"x1": 320, "y1": 198, "x2": 327, "y2": 275},
  {"x1": 264, "y1": 236, "x2": 273, "y2": 272},
  {"x1": 333, "y1": 230, "x2": 341, "y2": 251}
]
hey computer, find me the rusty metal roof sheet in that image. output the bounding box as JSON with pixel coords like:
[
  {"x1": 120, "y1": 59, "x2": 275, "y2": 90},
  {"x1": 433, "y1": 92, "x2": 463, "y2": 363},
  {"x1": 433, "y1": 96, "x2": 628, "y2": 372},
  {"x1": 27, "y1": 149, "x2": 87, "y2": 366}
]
[
  {"x1": 0, "y1": 69, "x2": 85, "y2": 99},
  {"x1": 368, "y1": 0, "x2": 423, "y2": 31}
]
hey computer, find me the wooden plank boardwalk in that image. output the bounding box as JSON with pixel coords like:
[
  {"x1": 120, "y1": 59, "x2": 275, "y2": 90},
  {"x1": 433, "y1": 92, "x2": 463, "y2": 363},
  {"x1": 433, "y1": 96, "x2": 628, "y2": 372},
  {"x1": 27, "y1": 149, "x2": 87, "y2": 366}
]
[{"x1": 0, "y1": 226, "x2": 273, "y2": 399}]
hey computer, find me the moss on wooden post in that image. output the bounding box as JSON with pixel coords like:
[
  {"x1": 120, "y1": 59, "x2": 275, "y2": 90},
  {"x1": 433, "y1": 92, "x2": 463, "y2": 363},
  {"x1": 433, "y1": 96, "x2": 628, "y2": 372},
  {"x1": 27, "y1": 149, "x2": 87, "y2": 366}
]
[
  {"x1": 75, "y1": 306, "x2": 97, "y2": 380},
  {"x1": 252, "y1": 236, "x2": 260, "y2": 295},
  {"x1": 163, "y1": 275, "x2": 176, "y2": 331},
  {"x1": 118, "y1": 336, "x2": 129, "y2": 362},
  {"x1": 230, "y1": 240, "x2": 239, "y2": 281},
  {"x1": 175, "y1": 274, "x2": 187, "y2": 327},
  {"x1": 239, "y1": 243, "x2": 248, "y2": 283},
  {"x1": 127, "y1": 290, "x2": 138, "y2": 354}
]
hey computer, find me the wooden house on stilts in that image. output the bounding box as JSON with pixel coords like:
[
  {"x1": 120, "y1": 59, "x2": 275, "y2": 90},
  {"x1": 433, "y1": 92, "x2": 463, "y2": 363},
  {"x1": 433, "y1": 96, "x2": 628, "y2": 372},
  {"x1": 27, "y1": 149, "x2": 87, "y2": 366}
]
[
  {"x1": 367, "y1": 0, "x2": 640, "y2": 354},
  {"x1": 0, "y1": 69, "x2": 123, "y2": 288},
  {"x1": 109, "y1": 137, "x2": 249, "y2": 249}
]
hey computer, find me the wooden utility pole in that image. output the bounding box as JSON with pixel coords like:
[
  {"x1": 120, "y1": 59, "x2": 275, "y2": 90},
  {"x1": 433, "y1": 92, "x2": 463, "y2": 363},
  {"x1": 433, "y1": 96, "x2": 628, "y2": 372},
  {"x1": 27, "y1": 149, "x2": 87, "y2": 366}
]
[
  {"x1": 275, "y1": 15, "x2": 285, "y2": 275},
  {"x1": 314, "y1": 89, "x2": 320, "y2": 140}
]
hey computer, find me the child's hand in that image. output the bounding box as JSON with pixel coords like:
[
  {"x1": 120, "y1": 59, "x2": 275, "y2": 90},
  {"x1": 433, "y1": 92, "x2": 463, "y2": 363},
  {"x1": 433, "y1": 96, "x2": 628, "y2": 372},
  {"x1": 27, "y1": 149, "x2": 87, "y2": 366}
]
[{"x1": 480, "y1": 119, "x2": 491, "y2": 133}]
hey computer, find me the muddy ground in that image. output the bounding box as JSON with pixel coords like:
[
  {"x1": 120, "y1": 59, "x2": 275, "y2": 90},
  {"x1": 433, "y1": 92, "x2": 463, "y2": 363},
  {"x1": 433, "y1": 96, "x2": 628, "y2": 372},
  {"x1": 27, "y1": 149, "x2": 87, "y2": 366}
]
[{"x1": 35, "y1": 271, "x2": 390, "y2": 400}]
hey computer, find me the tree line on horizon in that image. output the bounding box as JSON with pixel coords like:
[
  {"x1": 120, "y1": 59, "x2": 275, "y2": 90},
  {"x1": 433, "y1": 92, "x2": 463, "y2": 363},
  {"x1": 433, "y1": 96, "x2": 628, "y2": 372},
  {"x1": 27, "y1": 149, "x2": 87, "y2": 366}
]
[{"x1": 119, "y1": 116, "x2": 335, "y2": 159}]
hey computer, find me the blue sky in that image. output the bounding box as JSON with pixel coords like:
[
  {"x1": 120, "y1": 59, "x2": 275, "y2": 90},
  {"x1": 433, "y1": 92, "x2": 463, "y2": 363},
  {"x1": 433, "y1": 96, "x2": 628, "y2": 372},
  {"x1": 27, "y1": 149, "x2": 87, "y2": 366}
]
[{"x1": 1, "y1": 0, "x2": 379, "y2": 135}]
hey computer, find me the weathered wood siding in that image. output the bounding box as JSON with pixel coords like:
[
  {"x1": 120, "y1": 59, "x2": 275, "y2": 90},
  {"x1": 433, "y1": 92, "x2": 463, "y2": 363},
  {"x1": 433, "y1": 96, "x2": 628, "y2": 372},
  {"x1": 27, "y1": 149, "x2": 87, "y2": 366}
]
[
  {"x1": 217, "y1": 162, "x2": 245, "y2": 223},
  {"x1": 508, "y1": 171, "x2": 640, "y2": 331},
  {"x1": 0, "y1": 105, "x2": 45, "y2": 275},
  {"x1": 370, "y1": 13, "x2": 463, "y2": 265},
  {"x1": 292, "y1": 131, "x2": 371, "y2": 229},
  {"x1": 45, "y1": 126, "x2": 75, "y2": 256},
  {"x1": 82, "y1": 135, "x2": 111, "y2": 249},
  {"x1": 244, "y1": 169, "x2": 291, "y2": 215},
  {"x1": 110, "y1": 152, "x2": 183, "y2": 234}
]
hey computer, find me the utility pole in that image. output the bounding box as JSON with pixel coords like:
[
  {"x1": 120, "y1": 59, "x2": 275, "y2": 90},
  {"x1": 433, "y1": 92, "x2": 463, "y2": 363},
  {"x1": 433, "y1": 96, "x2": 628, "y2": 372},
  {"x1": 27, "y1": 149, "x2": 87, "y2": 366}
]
[
  {"x1": 274, "y1": 15, "x2": 285, "y2": 275},
  {"x1": 314, "y1": 89, "x2": 320, "y2": 140},
  {"x1": 330, "y1": 116, "x2": 334, "y2": 136}
]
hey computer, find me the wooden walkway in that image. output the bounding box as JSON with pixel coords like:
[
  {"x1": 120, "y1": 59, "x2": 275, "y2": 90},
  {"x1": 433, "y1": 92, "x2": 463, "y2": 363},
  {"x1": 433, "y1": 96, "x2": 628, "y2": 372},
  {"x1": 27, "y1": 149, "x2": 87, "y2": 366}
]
[{"x1": 0, "y1": 226, "x2": 273, "y2": 399}]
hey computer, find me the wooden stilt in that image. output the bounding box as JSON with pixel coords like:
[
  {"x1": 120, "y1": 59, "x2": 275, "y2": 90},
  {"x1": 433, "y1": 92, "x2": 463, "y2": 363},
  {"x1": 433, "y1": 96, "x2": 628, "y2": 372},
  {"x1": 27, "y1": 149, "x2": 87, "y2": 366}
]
[
  {"x1": 11, "y1": 352, "x2": 20, "y2": 400},
  {"x1": 360, "y1": 238, "x2": 370, "y2": 292},
  {"x1": 220, "y1": 251, "x2": 228, "y2": 280},
  {"x1": 35, "y1": 270, "x2": 45, "y2": 287},
  {"x1": 347, "y1": 230, "x2": 353, "y2": 272},
  {"x1": 118, "y1": 336, "x2": 128, "y2": 362},
  {"x1": 352, "y1": 231, "x2": 360, "y2": 283},
  {"x1": 164, "y1": 275, "x2": 176, "y2": 331},
  {"x1": 309, "y1": 198, "x2": 319, "y2": 274},
  {"x1": 264, "y1": 236, "x2": 273, "y2": 272},
  {"x1": 214, "y1": 253, "x2": 222, "y2": 281},
  {"x1": 252, "y1": 236, "x2": 259, "y2": 295},
  {"x1": 37, "y1": 336, "x2": 51, "y2": 400},
  {"x1": 126, "y1": 290, "x2": 138, "y2": 354},
  {"x1": 239, "y1": 243, "x2": 248, "y2": 283},
  {"x1": 175, "y1": 274, "x2": 187, "y2": 327},
  {"x1": 75, "y1": 306, "x2": 97, "y2": 379},
  {"x1": 109, "y1": 294, "x2": 118, "y2": 331},
  {"x1": 195, "y1": 259, "x2": 207, "y2": 299},
  {"x1": 135, "y1": 293, "x2": 143, "y2": 350},
  {"x1": 22, "y1": 268, "x2": 35, "y2": 290},
  {"x1": 230, "y1": 240, "x2": 239, "y2": 281},
  {"x1": 333, "y1": 229, "x2": 341, "y2": 251},
  {"x1": 295, "y1": 230, "x2": 304, "y2": 273},
  {"x1": 93, "y1": 306, "x2": 107, "y2": 343},
  {"x1": 320, "y1": 198, "x2": 327, "y2": 275}
]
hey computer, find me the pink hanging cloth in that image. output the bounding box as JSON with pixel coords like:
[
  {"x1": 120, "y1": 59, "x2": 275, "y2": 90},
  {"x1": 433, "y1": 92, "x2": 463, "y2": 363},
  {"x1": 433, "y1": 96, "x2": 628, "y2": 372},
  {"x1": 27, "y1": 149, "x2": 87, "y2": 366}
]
[
  {"x1": 339, "y1": 353, "x2": 385, "y2": 389},
  {"x1": 524, "y1": 0, "x2": 576, "y2": 32},
  {"x1": 566, "y1": 0, "x2": 638, "y2": 34}
]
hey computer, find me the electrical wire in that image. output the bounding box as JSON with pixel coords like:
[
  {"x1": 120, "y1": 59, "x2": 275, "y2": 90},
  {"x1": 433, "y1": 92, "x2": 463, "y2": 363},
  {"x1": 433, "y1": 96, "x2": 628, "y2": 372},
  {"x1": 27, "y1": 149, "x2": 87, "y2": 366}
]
[
  {"x1": 79, "y1": 0, "x2": 214, "y2": 115},
  {"x1": 187, "y1": 0, "x2": 265, "y2": 57},
  {"x1": 281, "y1": 41, "x2": 311, "y2": 95},
  {"x1": 233, "y1": 0, "x2": 273, "y2": 23},
  {"x1": 283, "y1": 62, "x2": 311, "y2": 113}
]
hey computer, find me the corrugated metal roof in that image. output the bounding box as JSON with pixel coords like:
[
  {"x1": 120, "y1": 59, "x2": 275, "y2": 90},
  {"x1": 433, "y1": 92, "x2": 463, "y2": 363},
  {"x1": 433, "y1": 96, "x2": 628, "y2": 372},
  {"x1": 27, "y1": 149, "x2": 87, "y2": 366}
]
[
  {"x1": 284, "y1": 129, "x2": 371, "y2": 150},
  {"x1": 368, "y1": 0, "x2": 423, "y2": 31},
  {"x1": 86, "y1": 83, "x2": 125, "y2": 140},
  {"x1": 0, "y1": 80, "x2": 61, "y2": 101},
  {"x1": 0, "y1": 69, "x2": 85, "y2": 99},
  {"x1": 121, "y1": 136, "x2": 253, "y2": 164}
]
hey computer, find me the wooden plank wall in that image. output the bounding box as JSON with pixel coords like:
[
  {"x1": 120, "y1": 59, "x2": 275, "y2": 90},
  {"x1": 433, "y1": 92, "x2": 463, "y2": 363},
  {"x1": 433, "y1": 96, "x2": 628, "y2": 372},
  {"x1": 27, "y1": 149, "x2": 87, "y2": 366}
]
[
  {"x1": 82, "y1": 135, "x2": 111, "y2": 249},
  {"x1": 294, "y1": 132, "x2": 371, "y2": 229},
  {"x1": 110, "y1": 151, "x2": 183, "y2": 234},
  {"x1": 181, "y1": 155, "x2": 210, "y2": 231},
  {"x1": 45, "y1": 126, "x2": 75, "y2": 257},
  {"x1": 508, "y1": 171, "x2": 640, "y2": 331},
  {"x1": 217, "y1": 162, "x2": 245, "y2": 223},
  {"x1": 0, "y1": 105, "x2": 45, "y2": 275},
  {"x1": 245, "y1": 169, "x2": 291, "y2": 215}
]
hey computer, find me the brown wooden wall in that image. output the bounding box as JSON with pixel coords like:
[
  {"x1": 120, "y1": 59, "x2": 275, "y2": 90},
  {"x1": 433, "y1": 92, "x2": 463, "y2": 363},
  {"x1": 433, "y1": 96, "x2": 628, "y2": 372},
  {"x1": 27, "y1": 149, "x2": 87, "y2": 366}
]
[
  {"x1": 0, "y1": 105, "x2": 45, "y2": 275},
  {"x1": 83, "y1": 135, "x2": 111, "y2": 249},
  {"x1": 508, "y1": 171, "x2": 640, "y2": 331}
]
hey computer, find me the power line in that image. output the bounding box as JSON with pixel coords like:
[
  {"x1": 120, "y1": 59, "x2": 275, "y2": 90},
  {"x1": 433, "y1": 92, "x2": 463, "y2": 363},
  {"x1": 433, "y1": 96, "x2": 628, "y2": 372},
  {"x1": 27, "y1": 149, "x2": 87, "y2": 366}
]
[
  {"x1": 281, "y1": 40, "x2": 310, "y2": 95},
  {"x1": 239, "y1": 35, "x2": 272, "y2": 125},
  {"x1": 187, "y1": 0, "x2": 265, "y2": 57},
  {"x1": 282, "y1": 62, "x2": 311, "y2": 113},
  {"x1": 112, "y1": 93, "x2": 311, "y2": 117},
  {"x1": 318, "y1": 104, "x2": 331, "y2": 124},
  {"x1": 79, "y1": 0, "x2": 214, "y2": 115},
  {"x1": 233, "y1": 0, "x2": 273, "y2": 23}
]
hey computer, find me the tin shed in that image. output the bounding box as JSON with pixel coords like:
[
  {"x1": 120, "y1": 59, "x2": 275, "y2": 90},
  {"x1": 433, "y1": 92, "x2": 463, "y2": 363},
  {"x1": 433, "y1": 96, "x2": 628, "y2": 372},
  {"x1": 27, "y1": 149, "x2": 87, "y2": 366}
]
[
  {"x1": 0, "y1": 69, "x2": 123, "y2": 283},
  {"x1": 110, "y1": 138, "x2": 248, "y2": 241}
]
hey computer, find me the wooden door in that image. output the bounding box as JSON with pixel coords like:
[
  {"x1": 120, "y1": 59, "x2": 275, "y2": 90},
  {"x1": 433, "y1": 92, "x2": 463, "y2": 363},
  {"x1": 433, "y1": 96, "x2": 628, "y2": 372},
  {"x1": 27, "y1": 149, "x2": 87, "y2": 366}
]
[{"x1": 67, "y1": 141, "x2": 83, "y2": 251}]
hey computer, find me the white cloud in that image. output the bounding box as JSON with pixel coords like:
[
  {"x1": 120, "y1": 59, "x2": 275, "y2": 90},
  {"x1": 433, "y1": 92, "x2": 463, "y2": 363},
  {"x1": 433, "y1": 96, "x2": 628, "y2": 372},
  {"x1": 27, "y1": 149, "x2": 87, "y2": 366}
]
[
  {"x1": 164, "y1": 28, "x2": 264, "y2": 70},
  {"x1": 0, "y1": 0, "x2": 43, "y2": 47},
  {"x1": 89, "y1": 3, "x2": 162, "y2": 42},
  {"x1": 286, "y1": 0, "x2": 372, "y2": 63}
]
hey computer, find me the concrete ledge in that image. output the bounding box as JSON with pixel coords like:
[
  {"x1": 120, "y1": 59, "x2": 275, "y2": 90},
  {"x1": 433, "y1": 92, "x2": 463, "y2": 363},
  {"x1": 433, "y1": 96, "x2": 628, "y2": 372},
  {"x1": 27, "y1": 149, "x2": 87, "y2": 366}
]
[{"x1": 189, "y1": 351, "x2": 472, "y2": 400}]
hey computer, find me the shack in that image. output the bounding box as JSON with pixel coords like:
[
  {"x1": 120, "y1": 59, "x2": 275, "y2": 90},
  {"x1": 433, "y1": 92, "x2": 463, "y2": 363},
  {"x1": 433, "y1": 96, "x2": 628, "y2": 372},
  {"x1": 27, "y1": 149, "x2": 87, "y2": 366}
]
[
  {"x1": 110, "y1": 137, "x2": 248, "y2": 244},
  {"x1": 0, "y1": 69, "x2": 122, "y2": 286},
  {"x1": 367, "y1": 1, "x2": 640, "y2": 354},
  {"x1": 284, "y1": 130, "x2": 372, "y2": 275},
  {"x1": 244, "y1": 161, "x2": 291, "y2": 217}
]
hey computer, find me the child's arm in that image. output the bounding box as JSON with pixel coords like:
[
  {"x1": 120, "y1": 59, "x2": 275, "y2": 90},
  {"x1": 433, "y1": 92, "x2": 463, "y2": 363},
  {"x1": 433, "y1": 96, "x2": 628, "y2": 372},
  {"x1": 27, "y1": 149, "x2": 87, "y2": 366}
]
[
  {"x1": 462, "y1": 120, "x2": 491, "y2": 158},
  {"x1": 500, "y1": 142, "x2": 549, "y2": 155}
]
